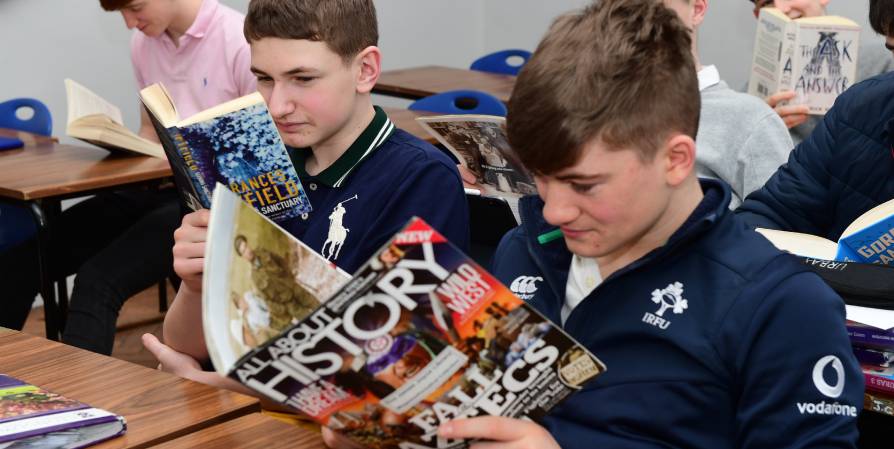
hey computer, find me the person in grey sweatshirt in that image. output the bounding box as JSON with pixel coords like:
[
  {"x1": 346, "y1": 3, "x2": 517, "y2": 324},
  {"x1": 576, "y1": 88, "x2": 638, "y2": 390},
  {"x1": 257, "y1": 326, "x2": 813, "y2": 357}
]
[{"x1": 748, "y1": 0, "x2": 894, "y2": 144}]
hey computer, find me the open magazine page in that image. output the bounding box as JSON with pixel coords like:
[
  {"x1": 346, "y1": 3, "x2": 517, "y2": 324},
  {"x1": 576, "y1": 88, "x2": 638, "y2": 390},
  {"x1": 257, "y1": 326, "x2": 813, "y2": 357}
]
[
  {"x1": 204, "y1": 185, "x2": 349, "y2": 374},
  {"x1": 417, "y1": 115, "x2": 536, "y2": 219},
  {"x1": 64, "y1": 79, "x2": 125, "y2": 126},
  {"x1": 230, "y1": 217, "x2": 605, "y2": 449}
]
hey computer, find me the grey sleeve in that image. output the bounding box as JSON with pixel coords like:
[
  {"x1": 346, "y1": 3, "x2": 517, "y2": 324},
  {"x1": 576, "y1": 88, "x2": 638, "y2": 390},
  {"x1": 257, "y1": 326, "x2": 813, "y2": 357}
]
[{"x1": 736, "y1": 112, "x2": 794, "y2": 206}]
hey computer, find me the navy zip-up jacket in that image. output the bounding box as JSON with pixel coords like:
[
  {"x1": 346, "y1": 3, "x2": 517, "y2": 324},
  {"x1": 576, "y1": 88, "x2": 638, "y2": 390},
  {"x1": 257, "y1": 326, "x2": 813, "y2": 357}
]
[
  {"x1": 736, "y1": 72, "x2": 894, "y2": 240},
  {"x1": 491, "y1": 179, "x2": 862, "y2": 449}
]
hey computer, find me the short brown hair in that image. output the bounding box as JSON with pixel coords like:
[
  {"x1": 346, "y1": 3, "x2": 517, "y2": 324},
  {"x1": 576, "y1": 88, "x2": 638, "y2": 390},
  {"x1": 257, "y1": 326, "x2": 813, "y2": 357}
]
[
  {"x1": 870, "y1": 0, "x2": 894, "y2": 36},
  {"x1": 507, "y1": 0, "x2": 700, "y2": 174},
  {"x1": 99, "y1": 0, "x2": 132, "y2": 11},
  {"x1": 243, "y1": 0, "x2": 378, "y2": 62}
]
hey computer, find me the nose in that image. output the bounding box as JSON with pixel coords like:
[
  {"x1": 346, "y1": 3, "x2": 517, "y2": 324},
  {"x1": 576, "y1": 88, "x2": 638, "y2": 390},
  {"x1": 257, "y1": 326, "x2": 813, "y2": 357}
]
[
  {"x1": 539, "y1": 181, "x2": 578, "y2": 226},
  {"x1": 121, "y1": 11, "x2": 138, "y2": 29},
  {"x1": 265, "y1": 83, "x2": 295, "y2": 119}
]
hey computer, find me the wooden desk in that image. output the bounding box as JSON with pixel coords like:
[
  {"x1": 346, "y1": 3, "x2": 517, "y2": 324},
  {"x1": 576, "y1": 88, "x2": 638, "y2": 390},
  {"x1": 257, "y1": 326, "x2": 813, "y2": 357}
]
[
  {"x1": 382, "y1": 107, "x2": 437, "y2": 143},
  {"x1": 0, "y1": 131, "x2": 172, "y2": 339},
  {"x1": 153, "y1": 413, "x2": 325, "y2": 449},
  {"x1": 374, "y1": 65, "x2": 515, "y2": 103},
  {"x1": 0, "y1": 128, "x2": 57, "y2": 146},
  {"x1": 0, "y1": 330, "x2": 260, "y2": 448}
]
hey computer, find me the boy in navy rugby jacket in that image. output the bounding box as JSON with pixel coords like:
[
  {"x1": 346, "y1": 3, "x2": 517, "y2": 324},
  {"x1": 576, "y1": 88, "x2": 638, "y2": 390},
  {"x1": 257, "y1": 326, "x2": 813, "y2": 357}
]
[
  {"x1": 147, "y1": 0, "x2": 468, "y2": 378},
  {"x1": 438, "y1": 1, "x2": 863, "y2": 448}
]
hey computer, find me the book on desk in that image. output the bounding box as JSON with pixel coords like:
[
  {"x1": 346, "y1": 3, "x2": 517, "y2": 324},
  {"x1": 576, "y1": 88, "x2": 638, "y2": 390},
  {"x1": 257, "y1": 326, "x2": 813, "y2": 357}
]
[{"x1": 0, "y1": 374, "x2": 125, "y2": 448}]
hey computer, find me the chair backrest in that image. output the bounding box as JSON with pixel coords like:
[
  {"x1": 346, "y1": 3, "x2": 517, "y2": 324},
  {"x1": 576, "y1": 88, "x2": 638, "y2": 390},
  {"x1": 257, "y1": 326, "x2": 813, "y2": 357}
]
[
  {"x1": 470, "y1": 49, "x2": 531, "y2": 76},
  {"x1": 0, "y1": 98, "x2": 53, "y2": 136},
  {"x1": 0, "y1": 202, "x2": 37, "y2": 252},
  {"x1": 409, "y1": 90, "x2": 507, "y2": 116}
]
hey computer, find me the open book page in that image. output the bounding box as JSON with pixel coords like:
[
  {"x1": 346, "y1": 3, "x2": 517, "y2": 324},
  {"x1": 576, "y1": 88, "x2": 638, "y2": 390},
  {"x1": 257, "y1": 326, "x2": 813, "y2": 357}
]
[
  {"x1": 755, "y1": 228, "x2": 839, "y2": 260},
  {"x1": 139, "y1": 83, "x2": 180, "y2": 128},
  {"x1": 417, "y1": 115, "x2": 538, "y2": 201},
  {"x1": 229, "y1": 217, "x2": 605, "y2": 449},
  {"x1": 64, "y1": 79, "x2": 124, "y2": 127},
  {"x1": 204, "y1": 185, "x2": 349, "y2": 373}
]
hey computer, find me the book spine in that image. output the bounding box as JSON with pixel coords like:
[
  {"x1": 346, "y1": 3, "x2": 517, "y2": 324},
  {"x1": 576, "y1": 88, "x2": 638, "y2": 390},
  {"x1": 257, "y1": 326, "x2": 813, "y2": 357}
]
[
  {"x1": 865, "y1": 372, "x2": 894, "y2": 395},
  {"x1": 778, "y1": 21, "x2": 797, "y2": 92},
  {"x1": 0, "y1": 408, "x2": 117, "y2": 443},
  {"x1": 170, "y1": 128, "x2": 213, "y2": 208},
  {"x1": 847, "y1": 325, "x2": 894, "y2": 350},
  {"x1": 865, "y1": 390, "x2": 894, "y2": 416}
]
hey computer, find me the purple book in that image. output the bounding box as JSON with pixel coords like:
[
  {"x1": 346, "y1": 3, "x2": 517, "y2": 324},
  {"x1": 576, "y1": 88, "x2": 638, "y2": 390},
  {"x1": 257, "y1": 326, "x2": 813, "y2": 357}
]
[
  {"x1": 0, "y1": 375, "x2": 126, "y2": 448},
  {"x1": 846, "y1": 321, "x2": 894, "y2": 351}
]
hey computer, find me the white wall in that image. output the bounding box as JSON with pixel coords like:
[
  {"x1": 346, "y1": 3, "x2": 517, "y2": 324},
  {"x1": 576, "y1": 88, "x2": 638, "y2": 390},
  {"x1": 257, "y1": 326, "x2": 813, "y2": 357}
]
[{"x1": 0, "y1": 0, "x2": 883, "y2": 141}]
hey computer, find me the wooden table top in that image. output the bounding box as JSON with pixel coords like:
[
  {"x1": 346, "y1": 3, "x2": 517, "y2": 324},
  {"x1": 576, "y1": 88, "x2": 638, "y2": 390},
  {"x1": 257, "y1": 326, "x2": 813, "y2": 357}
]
[
  {"x1": 374, "y1": 65, "x2": 516, "y2": 103},
  {"x1": 382, "y1": 107, "x2": 437, "y2": 143},
  {"x1": 152, "y1": 413, "x2": 325, "y2": 449},
  {"x1": 0, "y1": 330, "x2": 260, "y2": 448},
  {"x1": 0, "y1": 128, "x2": 57, "y2": 146},
  {"x1": 0, "y1": 134, "x2": 171, "y2": 201}
]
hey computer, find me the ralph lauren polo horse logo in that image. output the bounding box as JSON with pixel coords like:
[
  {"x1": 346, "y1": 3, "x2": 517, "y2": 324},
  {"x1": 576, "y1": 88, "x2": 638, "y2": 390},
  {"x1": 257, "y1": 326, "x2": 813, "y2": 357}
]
[{"x1": 322, "y1": 195, "x2": 358, "y2": 261}]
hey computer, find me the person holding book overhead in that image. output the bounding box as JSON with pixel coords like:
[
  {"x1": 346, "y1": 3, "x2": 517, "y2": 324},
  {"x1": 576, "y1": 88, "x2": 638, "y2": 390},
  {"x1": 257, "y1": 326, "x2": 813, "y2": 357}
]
[
  {"x1": 439, "y1": 0, "x2": 862, "y2": 447},
  {"x1": 148, "y1": 0, "x2": 469, "y2": 395},
  {"x1": 737, "y1": 0, "x2": 894, "y2": 243},
  {"x1": 748, "y1": 0, "x2": 894, "y2": 144},
  {"x1": 0, "y1": 0, "x2": 256, "y2": 355}
]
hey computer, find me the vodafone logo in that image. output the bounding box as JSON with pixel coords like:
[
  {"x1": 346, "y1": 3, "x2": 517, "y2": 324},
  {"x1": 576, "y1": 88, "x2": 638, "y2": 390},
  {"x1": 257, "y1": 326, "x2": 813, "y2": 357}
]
[
  {"x1": 510, "y1": 276, "x2": 542, "y2": 300},
  {"x1": 812, "y1": 355, "x2": 845, "y2": 399}
]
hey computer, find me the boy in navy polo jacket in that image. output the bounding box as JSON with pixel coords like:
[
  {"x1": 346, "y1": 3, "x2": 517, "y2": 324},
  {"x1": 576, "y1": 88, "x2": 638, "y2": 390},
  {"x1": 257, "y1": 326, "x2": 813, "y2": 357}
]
[
  {"x1": 438, "y1": 1, "x2": 862, "y2": 448},
  {"x1": 150, "y1": 0, "x2": 469, "y2": 372}
]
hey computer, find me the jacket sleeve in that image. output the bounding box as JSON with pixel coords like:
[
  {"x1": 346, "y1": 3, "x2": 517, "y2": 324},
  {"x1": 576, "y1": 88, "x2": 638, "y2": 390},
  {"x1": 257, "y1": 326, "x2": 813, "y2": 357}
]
[
  {"x1": 735, "y1": 99, "x2": 844, "y2": 235},
  {"x1": 722, "y1": 267, "x2": 862, "y2": 449}
]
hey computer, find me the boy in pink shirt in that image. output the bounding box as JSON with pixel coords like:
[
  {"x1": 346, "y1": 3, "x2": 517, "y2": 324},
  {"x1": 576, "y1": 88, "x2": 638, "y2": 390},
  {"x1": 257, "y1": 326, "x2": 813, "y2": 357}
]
[{"x1": 0, "y1": 0, "x2": 256, "y2": 356}]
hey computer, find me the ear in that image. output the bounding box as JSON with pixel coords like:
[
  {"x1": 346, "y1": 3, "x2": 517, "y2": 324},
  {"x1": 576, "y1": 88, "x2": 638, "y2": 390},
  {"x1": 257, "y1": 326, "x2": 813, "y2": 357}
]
[
  {"x1": 354, "y1": 46, "x2": 381, "y2": 94},
  {"x1": 662, "y1": 133, "x2": 697, "y2": 186},
  {"x1": 691, "y1": 0, "x2": 708, "y2": 28}
]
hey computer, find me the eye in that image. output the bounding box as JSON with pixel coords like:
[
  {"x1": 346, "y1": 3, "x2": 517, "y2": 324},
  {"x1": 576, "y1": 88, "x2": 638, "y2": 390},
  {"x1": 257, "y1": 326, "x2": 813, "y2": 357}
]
[
  {"x1": 255, "y1": 75, "x2": 273, "y2": 84},
  {"x1": 570, "y1": 182, "x2": 598, "y2": 194},
  {"x1": 293, "y1": 76, "x2": 316, "y2": 83}
]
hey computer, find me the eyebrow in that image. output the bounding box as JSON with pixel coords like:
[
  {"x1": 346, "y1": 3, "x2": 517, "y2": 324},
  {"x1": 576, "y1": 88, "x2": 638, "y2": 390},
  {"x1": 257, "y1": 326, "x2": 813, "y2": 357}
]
[
  {"x1": 554, "y1": 173, "x2": 606, "y2": 182},
  {"x1": 249, "y1": 66, "x2": 317, "y2": 77}
]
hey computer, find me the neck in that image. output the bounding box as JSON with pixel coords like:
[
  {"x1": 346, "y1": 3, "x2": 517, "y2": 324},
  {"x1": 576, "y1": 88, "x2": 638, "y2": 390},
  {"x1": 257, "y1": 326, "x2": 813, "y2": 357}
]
[
  {"x1": 305, "y1": 99, "x2": 376, "y2": 176},
  {"x1": 691, "y1": 31, "x2": 702, "y2": 71},
  {"x1": 165, "y1": 0, "x2": 204, "y2": 45},
  {"x1": 595, "y1": 178, "x2": 704, "y2": 278}
]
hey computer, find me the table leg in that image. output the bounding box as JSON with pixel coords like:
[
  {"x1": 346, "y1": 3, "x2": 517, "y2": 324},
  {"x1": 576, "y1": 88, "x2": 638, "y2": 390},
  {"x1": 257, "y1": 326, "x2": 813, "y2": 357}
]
[{"x1": 29, "y1": 200, "x2": 60, "y2": 340}]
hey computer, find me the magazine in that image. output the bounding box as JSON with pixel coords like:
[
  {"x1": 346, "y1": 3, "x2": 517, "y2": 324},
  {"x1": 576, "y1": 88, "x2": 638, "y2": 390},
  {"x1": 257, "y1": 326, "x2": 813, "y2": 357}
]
[
  {"x1": 0, "y1": 375, "x2": 125, "y2": 448},
  {"x1": 139, "y1": 83, "x2": 312, "y2": 222},
  {"x1": 64, "y1": 79, "x2": 165, "y2": 158},
  {"x1": 204, "y1": 185, "x2": 349, "y2": 372},
  {"x1": 207, "y1": 208, "x2": 606, "y2": 448},
  {"x1": 416, "y1": 115, "x2": 538, "y2": 223},
  {"x1": 747, "y1": 8, "x2": 860, "y2": 114}
]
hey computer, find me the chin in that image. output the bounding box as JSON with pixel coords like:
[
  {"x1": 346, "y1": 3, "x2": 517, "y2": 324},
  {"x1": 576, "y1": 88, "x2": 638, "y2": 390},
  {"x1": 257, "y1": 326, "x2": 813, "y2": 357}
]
[{"x1": 280, "y1": 134, "x2": 317, "y2": 149}]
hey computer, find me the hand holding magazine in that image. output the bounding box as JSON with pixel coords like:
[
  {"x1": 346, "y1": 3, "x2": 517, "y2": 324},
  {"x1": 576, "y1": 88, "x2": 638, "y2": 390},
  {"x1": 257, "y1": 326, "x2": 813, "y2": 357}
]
[{"x1": 203, "y1": 184, "x2": 605, "y2": 449}]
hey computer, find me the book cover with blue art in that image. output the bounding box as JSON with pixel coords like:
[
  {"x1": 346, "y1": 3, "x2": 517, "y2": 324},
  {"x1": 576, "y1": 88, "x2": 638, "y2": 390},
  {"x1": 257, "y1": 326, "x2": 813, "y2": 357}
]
[{"x1": 140, "y1": 84, "x2": 311, "y2": 225}]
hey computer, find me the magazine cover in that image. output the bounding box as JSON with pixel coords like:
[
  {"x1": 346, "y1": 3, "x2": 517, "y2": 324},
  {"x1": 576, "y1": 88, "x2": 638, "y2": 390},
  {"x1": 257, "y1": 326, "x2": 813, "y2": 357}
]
[
  {"x1": 0, "y1": 375, "x2": 125, "y2": 447},
  {"x1": 416, "y1": 115, "x2": 536, "y2": 198},
  {"x1": 204, "y1": 184, "x2": 349, "y2": 374},
  {"x1": 227, "y1": 217, "x2": 605, "y2": 449}
]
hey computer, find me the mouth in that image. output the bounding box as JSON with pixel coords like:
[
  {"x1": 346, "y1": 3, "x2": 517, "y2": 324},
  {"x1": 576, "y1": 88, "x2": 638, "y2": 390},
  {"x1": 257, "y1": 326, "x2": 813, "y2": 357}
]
[
  {"x1": 560, "y1": 227, "x2": 588, "y2": 239},
  {"x1": 275, "y1": 121, "x2": 308, "y2": 133}
]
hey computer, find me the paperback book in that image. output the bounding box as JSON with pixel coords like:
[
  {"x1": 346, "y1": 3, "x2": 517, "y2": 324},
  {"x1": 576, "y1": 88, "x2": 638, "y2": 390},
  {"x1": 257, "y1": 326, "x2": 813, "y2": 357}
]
[
  {"x1": 139, "y1": 83, "x2": 311, "y2": 222},
  {"x1": 747, "y1": 7, "x2": 860, "y2": 114},
  {"x1": 756, "y1": 198, "x2": 894, "y2": 265},
  {"x1": 64, "y1": 79, "x2": 165, "y2": 158},
  {"x1": 203, "y1": 185, "x2": 349, "y2": 371},
  {"x1": 204, "y1": 202, "x2": 605, "y2": 448},
  {"x1": 865, "y1": 390, "x2": 894, "y2": 416},
  {"x1": 0, "y1": 375, "x2": 125, "y2": 448},
  {"x1": 417, "y1": 115, "x2": 537, "y2": 223},
  {"x1": 846, "y1": 320, "x2": 894, "y2": 351}
]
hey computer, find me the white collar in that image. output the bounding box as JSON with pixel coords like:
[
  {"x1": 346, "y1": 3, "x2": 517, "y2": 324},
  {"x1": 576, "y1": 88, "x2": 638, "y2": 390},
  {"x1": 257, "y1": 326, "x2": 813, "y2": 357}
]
[{"x1": 698, "y1": 65, "x2": 720, "y2": 92}]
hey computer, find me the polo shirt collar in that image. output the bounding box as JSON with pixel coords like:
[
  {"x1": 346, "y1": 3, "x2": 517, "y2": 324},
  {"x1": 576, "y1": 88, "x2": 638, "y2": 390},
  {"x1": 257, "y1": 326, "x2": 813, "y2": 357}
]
[
  {"x1": 290, "y1": 106, "x2": 395, "y2": 187},
  {"x1": 697, "y1": 65, "x2": 721, "y2": 92},
  {"x1": 184, "y1": 0, "x2": 218, "y2": 39}
]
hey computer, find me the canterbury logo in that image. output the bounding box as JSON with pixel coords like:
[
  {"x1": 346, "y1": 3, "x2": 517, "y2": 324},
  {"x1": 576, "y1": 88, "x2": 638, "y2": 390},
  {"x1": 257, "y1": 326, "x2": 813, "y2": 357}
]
[{"x1": 510, "y1": 276, "x2": 542, "y2": 299}]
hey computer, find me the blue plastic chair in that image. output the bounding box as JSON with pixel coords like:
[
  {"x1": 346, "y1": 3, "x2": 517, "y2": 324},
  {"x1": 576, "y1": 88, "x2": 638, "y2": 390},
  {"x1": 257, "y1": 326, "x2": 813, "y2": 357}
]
[
  {"x1": 0, "y1": 98, "x2": 51, "y2": 252},
  {"x1": 409, "y1": 90, "x2": 507, "y2": 116},
  {"x1": 470, "y1": 49, "x2": 531, "y2": 76},
  {"x1": 0, "y1": 98, "x2": 52, "y2": 137}
]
